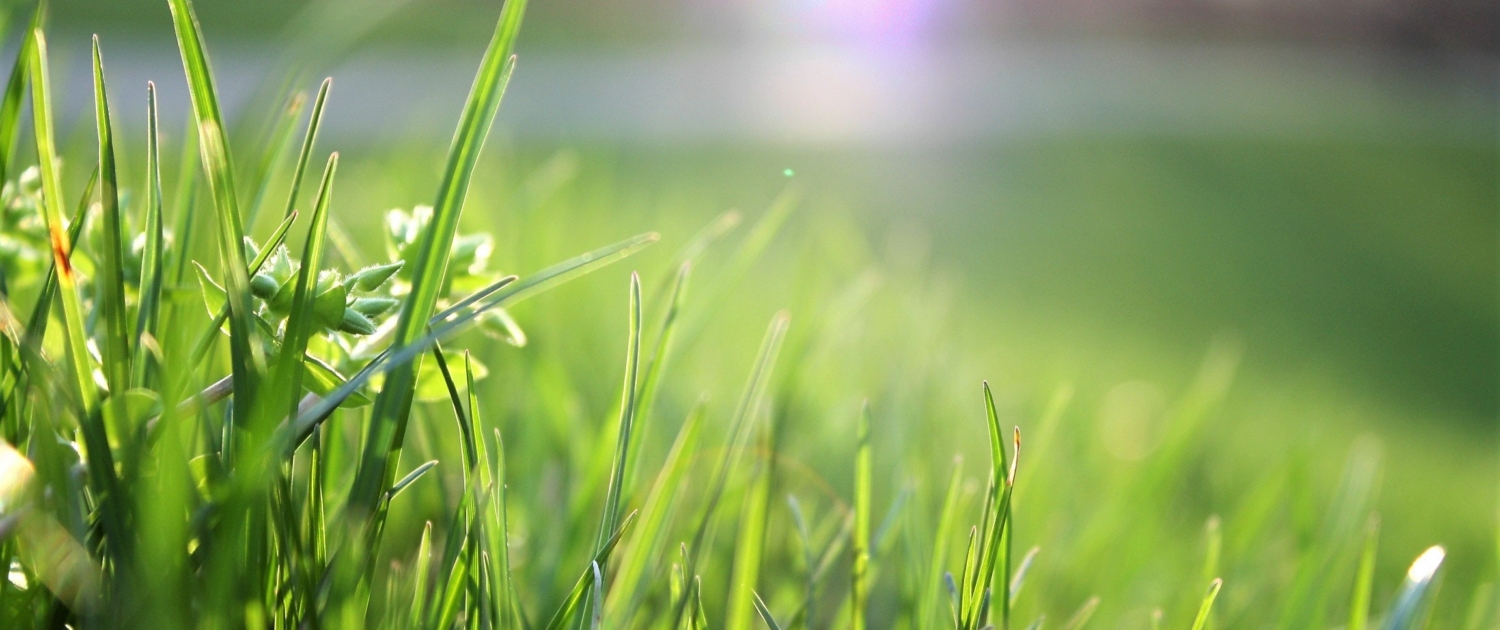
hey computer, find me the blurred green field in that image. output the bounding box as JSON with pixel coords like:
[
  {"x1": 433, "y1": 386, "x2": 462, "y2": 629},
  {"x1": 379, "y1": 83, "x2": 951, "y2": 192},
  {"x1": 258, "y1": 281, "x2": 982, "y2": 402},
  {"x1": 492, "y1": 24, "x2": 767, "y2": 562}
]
[{"x1": 1, "y1": 0, "x2": 1496, "y2": 627}]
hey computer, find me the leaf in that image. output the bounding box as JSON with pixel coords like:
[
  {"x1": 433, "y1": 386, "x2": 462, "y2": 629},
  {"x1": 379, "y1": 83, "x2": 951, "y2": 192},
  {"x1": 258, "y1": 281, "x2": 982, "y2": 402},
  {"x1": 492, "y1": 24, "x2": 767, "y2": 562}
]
[
  {"x1": 752, "y1": 591, "x2": 785, "y2": 630},
  {"x1": 260, "y1": 152, "x2": 338, "y2": 435},
  {"x1": 604, "y1": 398, "x2": 705, "y2": 623},
  {"x1": 851, "y1": 401, "x2": 873, "y2": 630},
  {"x1": 1381, "y1": 546, "x2": 1445, "y2": 630},
  {"x1": 1350, "y1": 515, "x2": 1381, "y2": 630},
  {"x1": 131, "y1": 81, "x2": 166, "y2": 389},
  {"x1": 300, "y1": 355, "x2": 371, "y2": 407},
  {"x1": 169, "y1": 0, "x2": 263, "y2": 425},
  {"x1": 388, "y1": 460, "x2": 437, "y2": 500},
  {"x1": 414, "y1": 350, "x2": 487, "y2": 403},
  {"x1": 594, "y1": 272, "x2": 642, "y2": 570},
  {"x1": 277, "y1": 78, "x2": 331, "y2": 222},
  {"x1": 28, "y1": 28, "x2": 126, "y2": 561},
  {"x1": 193, "y1": 262, "x2": 227, "y2": 318},
  {"x1": 1190, "y1": 580, "x2": 1223, "y2": 630},
  {"x1": 542, "y1": 511, "x2": 637, "y2": 630},
  {"x1": 348, "y1": 0, "x2": 528, "y2": 522},
  {"x1": 0, "y1": 1, "x2": 41, "y2": 183},
  {"x1": 91, "y1": 36, "x2": 133, "y2": 405}
]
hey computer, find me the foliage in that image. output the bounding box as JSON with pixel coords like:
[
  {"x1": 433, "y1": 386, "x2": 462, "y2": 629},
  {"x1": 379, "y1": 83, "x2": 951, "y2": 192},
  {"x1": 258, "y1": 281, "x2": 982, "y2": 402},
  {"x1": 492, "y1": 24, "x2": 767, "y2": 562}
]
[{"x1": 0, "y1": 0, "x2": 1486, "y2": 628}]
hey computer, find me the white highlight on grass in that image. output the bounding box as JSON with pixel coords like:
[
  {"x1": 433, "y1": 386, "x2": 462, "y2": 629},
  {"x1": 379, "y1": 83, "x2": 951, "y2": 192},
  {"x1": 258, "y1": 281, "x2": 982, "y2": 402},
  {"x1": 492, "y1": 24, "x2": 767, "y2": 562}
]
[{"x1": 1406, "y1": 545, "x2": 1445, "y2": 582}]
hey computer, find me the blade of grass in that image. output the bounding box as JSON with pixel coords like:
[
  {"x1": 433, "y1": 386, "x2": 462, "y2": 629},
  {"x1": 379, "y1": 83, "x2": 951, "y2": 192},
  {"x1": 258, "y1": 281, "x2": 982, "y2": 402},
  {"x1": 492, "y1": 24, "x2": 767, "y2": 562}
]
[
  {"x1": 543, "y1": 511, "x2": 637, "y2": 630},
  {"x1": 22, "y1": 166, "x2": 99, "y2": 349},
  {"x1": 595, "y1": 272, "x2": 642, "y2": 563},
  {"x1": 277, "y1": 77, "x2": 330, "y2": 221},
  {"x1": 606, "y1": 397, "x2": 706, "y2": 624},
  {"x1": 685, "y1": 312, "x2": 790, "y2": 564},
  {"x1": 347, "y1": 0, "x2": 528, "y2": 524},
  {"x1": 1350, "y1": 515, "x2": 1381, "y2": 630},
  {"x1": 752, "y1": 591, "x2": 784, "y2": 630},
  {"x1": 242, "y1": 89, "x2": 305, "y2": 227},
  {"x1": 29, "y1": 29, "x2": 125, "y2": 560},
  {"x1": 410, "y1": 522, "x2": 434, "y2": 629},
  {"x1": 623, "y1": 261, "x2": 690, "y2": 498},
  {"x1": 90, "y1": 36, "x2": 134, "y2": 419},
  {"x1": 131, "y1": 82, "x2": 166, "y2": 389},
  {"x1": 0, "y1": 1, "x2": 40, "y2": 183},
  {"x1": 260, "y1": 152, "x2": 338, "y2": 436},
  {"x1": 1382, "y1": 546, "x2": 1446, "y2": 630},
  {"x1": 852, "y1": 401, "x2": 872, "y2": 630},
  {"x1": 168, "y1": 0, "x2": 265, "y2": 428},
  {"x1": 1061, "y1": 596, "x2": 1100, "y2": 630},
  {"x1": 727, "y1": 422, "x2": 774, "y2": 630},
  {"x1": 920, "y1": 456, "x2": 964, "y2": 629},
  {"x1": 1190, "y1": 580, "x2": 1223, "y2": 630}
]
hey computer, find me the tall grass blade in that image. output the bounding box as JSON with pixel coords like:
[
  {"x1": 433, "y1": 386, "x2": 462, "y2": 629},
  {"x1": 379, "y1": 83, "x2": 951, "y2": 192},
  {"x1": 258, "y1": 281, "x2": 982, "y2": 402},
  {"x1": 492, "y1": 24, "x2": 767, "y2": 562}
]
[
  {"x1": 624, "y1": 261, "x2": 690, "y2": 497},
  {"x1": 278, "y1": 77, "x2": 331, "y2": 221},
  {"x1": 261, "y1": 152, "x2": 338, "y2": 434},
  {"x1": 410, "y1": 522, "x2": 434, "y2": 629},
  {"x1": 727, "y1": 422, "x2": 774, "y2": 630},
  {"x1": 28, "y1": 28, "x2": 125, "y2": 559},
  {"x1": 852, "y1": 401, "x2": 872, "y2": 630},
  {"x1": 607, "y1": 397, "x2": 707, "y2": 624},
  {"x1": 685, "y1": 312, "x2": 790, "y2": 565},
  {"x1": 543, "y1": 511, "x2": 637, "y2": 630},
  {"x1": 1381, "y1": 546, "x2": 1445, "y2": 630},
  {"x1": 1060, "y1": 596, "x2": 1100, "y2": 630},
  {"x1": 1349, "y1": 515, "x2": 1381, "y2": 630},
  {"x1": 920, "y1": 456, "x2": 964, "y2": 629},
  {"x1": 349, "y1": 0, "x2": 528, "y2": 523},
  {"x1": 169, "y1": 0, "x2": 265, "y2": 426},
  {"x1": 752, "y1": 591, "x2": 784, "y2": 630},
  {"x1": 243, "y1": 90, "x2": 305, "y2": 226},
  {"x1": 1190, "y1": 579, "x2": 1223, "y2": 630},
  {"x1": 0, "y1": 1, "x2": 40, "y2": 183},
  {"x1": 131, "y1": 82, "x2": 166, "y2": 389},
  {"x1": 595, "y1": 272, "x2": 643, "y2": 564},
  {"x1": 91, "y1": 36, "x2": 134, "y2": 418}
]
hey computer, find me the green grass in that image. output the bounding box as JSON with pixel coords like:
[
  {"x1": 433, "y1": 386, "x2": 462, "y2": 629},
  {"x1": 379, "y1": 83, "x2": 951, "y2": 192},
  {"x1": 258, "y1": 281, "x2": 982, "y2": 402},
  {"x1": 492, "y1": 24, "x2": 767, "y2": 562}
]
[{"x1": 0, "y1": 0, "x2": 1494, "y2": 628}]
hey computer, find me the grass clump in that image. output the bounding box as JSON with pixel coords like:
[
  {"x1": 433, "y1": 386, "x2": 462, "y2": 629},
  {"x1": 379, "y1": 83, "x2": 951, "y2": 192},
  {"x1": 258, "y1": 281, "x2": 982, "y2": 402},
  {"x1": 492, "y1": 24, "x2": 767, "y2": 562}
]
[{"x1": 0, "y1": 0, "x2": 1487, "y2": 628}]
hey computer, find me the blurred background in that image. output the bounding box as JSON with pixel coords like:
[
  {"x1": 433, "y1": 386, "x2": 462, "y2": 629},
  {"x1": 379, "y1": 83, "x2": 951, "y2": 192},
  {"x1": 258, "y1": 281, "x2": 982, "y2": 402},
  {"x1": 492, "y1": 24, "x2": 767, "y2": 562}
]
[{"x1": 25, "y1": 0, "x2": 1500, "y2": 624}]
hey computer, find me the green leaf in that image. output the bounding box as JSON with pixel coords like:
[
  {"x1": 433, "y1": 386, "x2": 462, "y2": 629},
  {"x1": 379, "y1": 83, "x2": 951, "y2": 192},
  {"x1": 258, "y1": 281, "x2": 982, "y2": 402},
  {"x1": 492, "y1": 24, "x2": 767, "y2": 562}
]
[
  {"x1": 542, "y1": 511, "x2": 637, "y2": 630},
  {"x1": 193, "y1": 261, "x2": 227, "y2": 318},
  {"x1": 348, "y1": 0, "x2": 529, "y2": 524},
  {"x1": 300, "y1": 354, "x2": 371, "y2": 408},
  {"x1": 851, "y1": 401, "x2": 872, "y2": 630},
  {"x1": 91, "y1": 36, "x2": 133, "y2": 406},
  {"x1": 261, "y1": 152, "x2": 338, "y2": 434},
  {"x1": 726, "y1": 422, "x2": 774, "y2": 630},
  {"x1": 242, "y1": 89, "x2": 305, "y2": 227},
  {"x1": 595, "y1": 272, "x2": 642, "y2": 568},
  {"x1": 277, "y1": 78, "x2": 331, "y2": 222},
  {"x1": 920, "y1": 456, "x2": 964, "y2": 629},
  {"x1": 752, "y1": 591, "x2": 785, "y2": 630},
  {"x1": 168, "y1": 0, "x2": 263, "y2": 427},
  {"x1": 1190, "y1": 580, "x2": 1223, "y2": 630},
  {"x1": 1381, "y1": 546, "x2": 1445, "y2": 630},
  {"x1": 1349, "y1": 515, "x2": 1381, "y2": 630},
  {"x1": 0, "y1": 1, "x2": 41, "y2": 184},
  {"x1": 605, "y1": 398, "x2": 705, "y2": 624},
  {"x1": 131, "y1": 81, "x2": 166, "y2": 389}
]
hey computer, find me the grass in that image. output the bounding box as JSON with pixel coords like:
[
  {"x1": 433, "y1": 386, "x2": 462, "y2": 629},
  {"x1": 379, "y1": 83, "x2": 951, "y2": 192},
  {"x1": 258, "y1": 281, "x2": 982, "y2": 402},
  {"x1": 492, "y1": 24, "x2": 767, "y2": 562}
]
[{"x1": 0, "y1": 0, "x2": 1493, "y2": 628}]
